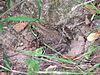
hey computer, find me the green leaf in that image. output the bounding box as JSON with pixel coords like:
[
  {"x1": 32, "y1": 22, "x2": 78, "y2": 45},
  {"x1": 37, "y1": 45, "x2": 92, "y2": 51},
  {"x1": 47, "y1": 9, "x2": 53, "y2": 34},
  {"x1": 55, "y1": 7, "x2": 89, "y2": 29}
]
[
  {"x1": 35, "y1": 47, "x2": 43, "y2": 56},
  {"x1": 85, "y1": 3, "x2": 97, "y2": 10},
  {"x1": 36, "y1": 0, "x2": 41, "y2": 19},
  {"x1": 96, "y1": 9, "x2": 100, "y2": 13},
  {"x1": 0, "y1": 24, "x2": 3, "y2": 32},
  {"x1": 84, "y1": 3, "x2": 100, "y2": 14},
  {"x1": 3, "y1": 53, "x2": 10, "y2": 72},
  {"x1": 25, "y1": 58, "x2": 39, "y2": 75},
  {"x1": 2, "y1": 16, "x2": 38, "y2": 22}
]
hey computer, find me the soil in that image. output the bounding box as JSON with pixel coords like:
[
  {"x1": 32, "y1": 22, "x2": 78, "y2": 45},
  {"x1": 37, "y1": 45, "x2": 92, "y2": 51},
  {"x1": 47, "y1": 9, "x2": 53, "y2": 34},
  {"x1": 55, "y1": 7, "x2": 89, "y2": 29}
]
[{"x1": 0, "y1": 0, "x2": 100, "y2": 75}]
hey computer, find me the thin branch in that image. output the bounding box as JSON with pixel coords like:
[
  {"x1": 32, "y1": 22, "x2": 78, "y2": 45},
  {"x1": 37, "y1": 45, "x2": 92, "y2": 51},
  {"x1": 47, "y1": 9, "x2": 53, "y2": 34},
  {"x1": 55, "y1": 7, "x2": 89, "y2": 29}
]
[{"x1": 0, "y1": 65, "x2": 27, "y2": 74}]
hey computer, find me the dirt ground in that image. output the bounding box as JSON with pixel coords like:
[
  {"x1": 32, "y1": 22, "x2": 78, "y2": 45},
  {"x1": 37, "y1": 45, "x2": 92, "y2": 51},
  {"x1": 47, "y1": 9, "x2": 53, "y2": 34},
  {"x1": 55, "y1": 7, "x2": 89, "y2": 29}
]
[{"x1": 0, "y1": 0, "x2": 100, "y2": 75}]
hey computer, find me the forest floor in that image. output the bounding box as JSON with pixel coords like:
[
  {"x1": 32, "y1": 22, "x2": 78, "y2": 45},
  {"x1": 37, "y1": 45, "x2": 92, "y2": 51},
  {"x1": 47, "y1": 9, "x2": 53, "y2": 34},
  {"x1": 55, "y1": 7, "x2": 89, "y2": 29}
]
[{"x1": 0, "y1": 0, "x2": 100, "y2": 75}]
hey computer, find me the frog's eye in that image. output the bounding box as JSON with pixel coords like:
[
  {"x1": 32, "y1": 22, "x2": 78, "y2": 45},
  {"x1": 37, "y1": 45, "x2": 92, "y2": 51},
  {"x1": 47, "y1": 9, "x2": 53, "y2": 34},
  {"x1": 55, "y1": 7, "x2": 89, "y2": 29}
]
[{"x1": 87, "y1": 32, "x2": 100, "y2": 41}]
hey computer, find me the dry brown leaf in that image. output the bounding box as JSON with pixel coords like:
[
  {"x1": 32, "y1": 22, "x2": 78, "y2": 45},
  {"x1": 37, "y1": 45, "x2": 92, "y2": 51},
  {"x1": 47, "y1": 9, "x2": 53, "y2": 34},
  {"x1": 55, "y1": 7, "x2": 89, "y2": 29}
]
[
  {"x1": 13, "y1": 22, "x2": 28, "y2": 32},
  {"x1": 87, "y1": 32, "x2": 100, "y2": 41},
  {"x1": 67, "y1": 36, "x2": 85, "y2": 56}
]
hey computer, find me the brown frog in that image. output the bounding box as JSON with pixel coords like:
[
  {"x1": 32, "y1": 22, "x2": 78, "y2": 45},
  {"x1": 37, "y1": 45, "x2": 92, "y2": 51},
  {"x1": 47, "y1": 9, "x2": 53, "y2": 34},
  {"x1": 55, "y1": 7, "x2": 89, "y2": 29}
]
[{"x1": 32, "y1": 22, "x2": 73, "y2": 54}]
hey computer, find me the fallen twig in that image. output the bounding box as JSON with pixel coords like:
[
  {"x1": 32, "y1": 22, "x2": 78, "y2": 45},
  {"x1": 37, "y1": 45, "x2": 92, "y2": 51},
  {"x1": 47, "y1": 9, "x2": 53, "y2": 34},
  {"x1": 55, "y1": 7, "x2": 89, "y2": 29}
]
[{"x1": 71, "y1": 0, "x2": 95, "y2": 11}]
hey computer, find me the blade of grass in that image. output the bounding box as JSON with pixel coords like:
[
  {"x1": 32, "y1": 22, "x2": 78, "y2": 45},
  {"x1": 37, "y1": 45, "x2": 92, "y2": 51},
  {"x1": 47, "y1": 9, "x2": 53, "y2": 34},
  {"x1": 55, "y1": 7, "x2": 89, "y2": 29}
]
[
  {"x1": 96, "y1": 9, "x2": 100, "y2": 13},
  {"x1": 7, "y1": 0, "x2": 10, "y2": 9},
  {"x1": 30, "y1": 25, "x2": 38, "y2": 37},
  {"x1": 36, "y1": 71, "x2": 83, "y2": 75},
  {"x1": 91, "y1": 13, "x2": 96, "y2": 21},
  {"x1": 19, "y1": 49, "x2": 76, "y2": 65},
  {"x1": 4, "y1": 0, "x2": 10, "y2": 9},
  {"x1": 0, "y1": 24, "x2": 3, "y2": 32},
  {"x1": 83, "y1": 63, "x2": 100, "y2": 75},
  {"x1": 85, "y1": 63, "x2": 100, "y2": 72},
  {"x1": 2, "y1": 16, "x2": 38, "y2": 22},
  {"x1": 36, "y1": 0, "x2": 41, "y2": 19},
  {"x1": 84, "y1": 45, "x2": 100, "y2": 59},
  {"x1": 91, "y1": 3, "x2": 98, "y2": 10},
  {"x1": 3, "y1": 53, "x2": 10, "y2": 72},
  {"x1": 42, "y1": 55, "x2": 76, "y2": 65}
]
